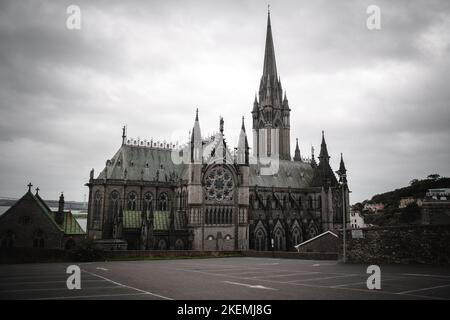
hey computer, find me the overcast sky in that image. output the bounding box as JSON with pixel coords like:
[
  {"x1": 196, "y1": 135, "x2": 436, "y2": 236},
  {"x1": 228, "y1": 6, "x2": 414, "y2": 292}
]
[{"x1": 0, "y1": 0, "x2": 449, "y2": 203}]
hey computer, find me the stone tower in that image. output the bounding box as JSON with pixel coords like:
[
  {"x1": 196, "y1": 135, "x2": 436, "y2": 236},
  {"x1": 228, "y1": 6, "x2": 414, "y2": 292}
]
[{"x1": 252, "y1": 10, "x2": 291, "y2": 161}]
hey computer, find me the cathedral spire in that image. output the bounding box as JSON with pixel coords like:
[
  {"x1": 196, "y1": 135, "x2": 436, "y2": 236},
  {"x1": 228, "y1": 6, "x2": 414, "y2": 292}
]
[
  {"x1": 294, "y1": 138, "x2": 302, "y2": 162},
  {"x1": 319, "y1": 130, "x2": 330, "y2": 163},
  {"x1": 253, "y1": 8, "x2": 291, "y2": 161},
  {"x1": 263, "y1": 9, "x2": 278, "y2": 79}
]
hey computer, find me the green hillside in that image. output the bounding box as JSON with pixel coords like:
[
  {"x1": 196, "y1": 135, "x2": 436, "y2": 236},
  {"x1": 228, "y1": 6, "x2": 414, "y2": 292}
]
[
  {"x1": 370, "y1": 175, "x2": 449, "y2": 208},
  {"x1": 354, "y1": 175, "x2": 449, "y2": 226}
]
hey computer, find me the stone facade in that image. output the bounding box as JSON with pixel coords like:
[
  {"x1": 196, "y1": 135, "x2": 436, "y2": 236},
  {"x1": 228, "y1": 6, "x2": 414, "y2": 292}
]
[{"x1": 86, "y1": 12, "x2": 350, "y2": 251}]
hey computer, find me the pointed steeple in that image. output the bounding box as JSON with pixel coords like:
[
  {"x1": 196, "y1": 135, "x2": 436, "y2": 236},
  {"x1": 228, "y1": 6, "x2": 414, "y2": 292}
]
[
  {"x1": 294, "y1": 138, "x2": 302, "y2": 161},
  {"x1": 263, "y1": 9, "x2": 278, "y2": 79},
  {"x1": 252, "y1": 94, "x2": 259, "y2": 113},
  {"x1": 339, "y1": 153, "x2": 346, "y2": 173},
  {"x1": 191, "y1": 108, "x2": 202, "y2": 163},
  {"x1": 254, "y1": 8, "x2": 291, "y2": 160},
  {"x1": 339, "y1": 152, "x2": 347, "y2": 173},
  {"x1": 191, "y1": 108, "x2": 201, "y2": 142},
  {"x1": 318, "y1": 130, "x2": 330, "y2": 163},
  {"x1": 282, "y1": 91, "x2": 289, "y2": 109},
  {"x1": 237, "y1": 116, "x2": 249, "y2": 165},
  {"x1": 337, "y1": 153, "x2": 347, "y2": 184}
]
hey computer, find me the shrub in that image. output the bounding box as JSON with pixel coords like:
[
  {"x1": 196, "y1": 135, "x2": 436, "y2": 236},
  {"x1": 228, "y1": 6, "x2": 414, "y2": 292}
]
[{"x1": 66, "y1": 238, "x2": 105, "y2": 262}]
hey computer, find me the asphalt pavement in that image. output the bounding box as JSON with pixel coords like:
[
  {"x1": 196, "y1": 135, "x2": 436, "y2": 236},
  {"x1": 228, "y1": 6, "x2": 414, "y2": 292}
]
[{"x1": 1, "y1": 257, "x2": 449, "y2": 300}]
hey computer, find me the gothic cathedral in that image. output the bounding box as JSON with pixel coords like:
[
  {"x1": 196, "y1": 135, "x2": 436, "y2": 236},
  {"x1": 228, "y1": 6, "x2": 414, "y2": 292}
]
[{"x1": 86, "y1": 12, "x2": 350, "y2": 251}]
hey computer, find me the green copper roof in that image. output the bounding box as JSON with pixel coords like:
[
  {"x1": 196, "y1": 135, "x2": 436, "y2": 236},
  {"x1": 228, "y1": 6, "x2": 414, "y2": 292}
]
[
  {"x1": 122, "y1": 210, "x2": 187, "y2": 230},
  {"x1": 63, "y1": 212, "x2": 85, "y2": 235},
  {"x1": 123, "y1": 210, "x2": 141, "y2": 229},
  {"x1": 154, "y1": 211, "x2": 169, "y2": 230}
]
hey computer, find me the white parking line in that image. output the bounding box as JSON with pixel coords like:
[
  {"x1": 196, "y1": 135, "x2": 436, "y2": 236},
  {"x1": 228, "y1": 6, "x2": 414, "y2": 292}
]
[
  {"x1": 0, "y1": 285, "x2": 125, "y2": 293},
  {"x1": 253, "y1": 272, "x2": 320, "y2": 279},
  {"x1": 287, "y1": 274, "x2": 358, "y2": 283},
  {"x1": 82, "y1": 269, "x2": 173, "y2": 300},
  {"x1": 0, "y1": 279, "x2": 106, "y2": 286},
  {"x1": 223, "y1": 281, "x2": 276, "y2": 290},
  {"x1": 401, "y1": 273, "x2": 450, "y2": 280},
  {"x1": 33, "y1": 292, "x2": 152, "y2": 300},
  {"x1": 397, "y1": 284, "x2": 450, "y2": 295}
]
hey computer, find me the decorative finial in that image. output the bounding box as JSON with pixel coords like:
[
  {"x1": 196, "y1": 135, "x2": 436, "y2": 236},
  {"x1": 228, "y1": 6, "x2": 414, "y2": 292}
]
[
  {"x1": 122, "y1": 125, "x2": 127, "y2": 145},
  {"x1": 27, "y1": 182, "x2": 32, "y2": 192},
  {"x1": 195, "y1": 108, "x2": 199, "y2": 121},
  {"x1": 268, "y1": 4, "x2": 270, "y2": 15},
  {"x1": 220, "y1": 117, "x2": 224, "y2": 133},
  {"x1": 35, "y1": 187, "x2": 40, "y2": 195}
]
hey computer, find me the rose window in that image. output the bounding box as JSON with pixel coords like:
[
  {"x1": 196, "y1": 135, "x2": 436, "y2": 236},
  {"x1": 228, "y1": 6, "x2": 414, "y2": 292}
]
[{"x1": 204, "y1": 167, "x2": 234, "y2": 201}]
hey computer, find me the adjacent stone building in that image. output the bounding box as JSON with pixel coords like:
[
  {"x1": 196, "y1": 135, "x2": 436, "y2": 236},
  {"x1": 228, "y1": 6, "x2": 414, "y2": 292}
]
[
  {"x1": 86, "y1": 11, "x2": 351, "y2": 251},
  {"x1": 0, "y1": 184, "x2": 85, "y2": 250}
]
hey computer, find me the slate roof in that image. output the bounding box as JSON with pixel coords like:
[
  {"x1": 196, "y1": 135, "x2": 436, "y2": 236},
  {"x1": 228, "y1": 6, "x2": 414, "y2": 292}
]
[
  {"x1": 249, "y1": 160, "x2": 315, "y2": 189},
  {"x1": 97, "y1": 144, "x2": 188, "y2": 182},
  {"x1": 97, "y1": 143, "x2": 319, "y2": 190}
]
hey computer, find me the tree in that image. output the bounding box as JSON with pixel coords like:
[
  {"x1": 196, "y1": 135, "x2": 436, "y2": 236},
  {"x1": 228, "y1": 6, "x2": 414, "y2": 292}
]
[
  {"x1": 409, "y1": 179, "x2": 419, "y2": 186},
  {"x1": 427, "y1": 174, "x2": 440, "y2": 180},
  {"x1": 352, "y1": 202, "x2": 364, "y2": 212},
  {"x1": 400, "y1": 203, "x2": 421, "y2": 224}
]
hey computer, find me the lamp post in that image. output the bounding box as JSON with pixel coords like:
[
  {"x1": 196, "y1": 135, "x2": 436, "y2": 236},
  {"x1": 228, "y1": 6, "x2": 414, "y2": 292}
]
[{"x1": 336, "y1": 170, "x2": 347, "y2": 263}]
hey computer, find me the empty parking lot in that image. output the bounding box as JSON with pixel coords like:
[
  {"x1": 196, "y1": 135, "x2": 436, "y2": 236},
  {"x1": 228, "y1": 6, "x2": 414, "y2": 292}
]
[{"x1": 0, "y1": 257, "x2": 449, "y2": 300}]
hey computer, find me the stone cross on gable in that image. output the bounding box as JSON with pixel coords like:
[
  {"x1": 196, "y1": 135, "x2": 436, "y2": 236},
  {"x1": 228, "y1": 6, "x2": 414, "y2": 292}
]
[
  {"x1": 27, "y1": 182, "x2": 33, "y2": 192},
  {"x1": 35, "y1": 187, "x2": 40, "y2": 195}
]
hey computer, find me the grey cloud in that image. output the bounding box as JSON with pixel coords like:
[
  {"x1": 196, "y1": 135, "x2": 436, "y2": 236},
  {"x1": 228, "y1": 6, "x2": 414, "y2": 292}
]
[{"x1": 0, "y1": 0, "x2": 449, "y2": 202}]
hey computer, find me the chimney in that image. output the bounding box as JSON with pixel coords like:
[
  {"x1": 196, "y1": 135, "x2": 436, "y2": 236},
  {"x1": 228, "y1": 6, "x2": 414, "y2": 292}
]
[{"x1": 55, "y1": 193, "x2": 65, "y2": 225}]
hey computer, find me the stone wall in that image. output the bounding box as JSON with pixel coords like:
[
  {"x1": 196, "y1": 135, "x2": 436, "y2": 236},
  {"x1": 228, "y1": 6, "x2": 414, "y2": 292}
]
[
  {"x1": 244, "y1": 250, "x2": 337, "y2": 260},
  {"x1": 339, "y1": 224, "x2": 450, "y2": 265}
]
